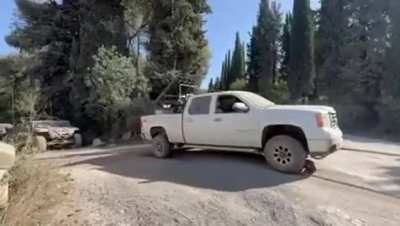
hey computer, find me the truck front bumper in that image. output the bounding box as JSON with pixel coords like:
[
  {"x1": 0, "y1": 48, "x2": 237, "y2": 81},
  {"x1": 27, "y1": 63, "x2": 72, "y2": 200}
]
[
  {"x1": 308, "y1": 128, "x2": 343, "y2": 159},
  {"x1": 310, "y1": 144, "x2": 340, "y2": 159}
]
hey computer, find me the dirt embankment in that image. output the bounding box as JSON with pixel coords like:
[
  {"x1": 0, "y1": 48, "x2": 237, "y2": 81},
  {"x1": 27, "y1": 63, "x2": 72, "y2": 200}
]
[{"x1": 1, "y1": 155, "x2": 74, "y2": 226}]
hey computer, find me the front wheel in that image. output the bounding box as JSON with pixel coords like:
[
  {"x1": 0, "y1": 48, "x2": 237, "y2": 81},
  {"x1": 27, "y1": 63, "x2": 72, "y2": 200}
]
[
  {"x1": 264, "y1": 135, "x2": 307, "y2": 174},
  {"x1": 152, "y1": 134, "x2": 173, "y2": 158},
  {"x1": 73, "y1": 133, "x2": 82, "y2": 148}
]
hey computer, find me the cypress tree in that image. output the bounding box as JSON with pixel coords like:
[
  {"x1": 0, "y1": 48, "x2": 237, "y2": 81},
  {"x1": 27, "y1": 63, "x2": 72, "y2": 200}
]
[
  {"x1": 225, "y1": 50, "x2": 232, "y2": 90},
  {"x1": 230, "y1": 32, "x2": 245, "y2": 85},
  {"x1": 214, "y1": 77, "x2": 221, "y2": 91},
  {"x1": 315, "y1": 0, "x2": 346, "y2": 97},
  {"x1": 247, "y1": 0, "x2": 281, "y2": 96},
  {"x1": 220, "y1": 60, "x2": 226, "y2": 90},
  {"x1": 280, "y1": 13, "x2": 292, "y2": 83},
  {"x1": 289, "y1": 0, "x2": 315, "y2": 100},
  {"x1": 241, "y1": 42, "x2": 246, "y2": 80},
  {"x1": 208, "y1": 78, "x2": 214, "y2": 92},
  {"x1": 247, "y1": 26, "x2": 259, "y2": 93}
]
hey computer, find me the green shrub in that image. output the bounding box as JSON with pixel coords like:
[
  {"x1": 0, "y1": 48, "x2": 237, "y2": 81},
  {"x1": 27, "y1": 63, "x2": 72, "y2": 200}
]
[{"x1": 86, "y1": 46, "x2": 150, "y2": 137}]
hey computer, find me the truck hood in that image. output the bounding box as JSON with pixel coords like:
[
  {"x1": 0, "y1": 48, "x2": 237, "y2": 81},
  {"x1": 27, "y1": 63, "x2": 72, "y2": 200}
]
[{"x1": 266, "y1": 105, "x2": 335, "y2": 113}]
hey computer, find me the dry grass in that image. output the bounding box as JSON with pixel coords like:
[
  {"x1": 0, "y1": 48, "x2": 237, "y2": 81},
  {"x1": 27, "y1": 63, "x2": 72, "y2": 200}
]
[{"x1": 1, "y1": 155, "x2": 72, "y2": 226}]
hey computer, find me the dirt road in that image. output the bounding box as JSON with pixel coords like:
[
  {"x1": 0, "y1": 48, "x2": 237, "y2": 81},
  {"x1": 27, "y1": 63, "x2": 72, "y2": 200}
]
[{"x1": 40, "y1": 137, "x2": 400, "y2": 226}]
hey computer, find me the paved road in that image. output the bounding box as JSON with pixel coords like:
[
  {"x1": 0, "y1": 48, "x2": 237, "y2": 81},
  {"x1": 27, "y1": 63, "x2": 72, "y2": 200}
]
[{"x1": 41, "y1": 138, "x2": 400, "y2": 226}]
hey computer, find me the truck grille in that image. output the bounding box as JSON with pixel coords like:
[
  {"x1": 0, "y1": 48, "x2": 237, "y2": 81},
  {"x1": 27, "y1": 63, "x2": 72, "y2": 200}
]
[{"x1": 329, "y1": 112, "x2": 338, "y2": 128}]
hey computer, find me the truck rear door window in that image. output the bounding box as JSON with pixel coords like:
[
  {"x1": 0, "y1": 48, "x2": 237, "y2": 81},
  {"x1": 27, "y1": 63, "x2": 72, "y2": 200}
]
[{"x1": 188, "y1": 96, "x2": 211, "y2": 115}]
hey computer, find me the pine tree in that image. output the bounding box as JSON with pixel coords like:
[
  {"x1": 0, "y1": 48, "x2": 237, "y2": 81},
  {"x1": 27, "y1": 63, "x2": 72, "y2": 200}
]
[
  {"x1": 147, "y1": 0, "x2": 211, "y2": 98},
  {"x1": 288, "y1": 0, "x2": 315, "y2": 100},
  {"x1": 247, "y1": 0, "x2": 281, "y2": 96}
]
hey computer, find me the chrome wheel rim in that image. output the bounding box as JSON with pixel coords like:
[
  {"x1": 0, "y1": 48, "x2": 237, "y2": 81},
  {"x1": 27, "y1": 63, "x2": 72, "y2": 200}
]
[{"x1": 273, "y1": 145, "x2": 293, "y2": 166}]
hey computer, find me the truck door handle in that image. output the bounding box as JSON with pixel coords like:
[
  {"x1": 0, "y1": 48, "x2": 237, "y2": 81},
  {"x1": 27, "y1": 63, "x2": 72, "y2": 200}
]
[
  {"x1": 187, "y1": 118, "x2": 194, "y2": 123},
  {"x1": 213, "y1": 118, "x2": 222, "y2": 122}
]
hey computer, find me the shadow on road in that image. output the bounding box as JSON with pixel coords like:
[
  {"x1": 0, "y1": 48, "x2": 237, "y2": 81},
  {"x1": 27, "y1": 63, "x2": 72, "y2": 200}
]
[
  {"x1": 376, "y1": 157, "x2": 400, "y2": 198},
  {"x1": 60, "y1": 146, "x2": 306, "y2": 192}
]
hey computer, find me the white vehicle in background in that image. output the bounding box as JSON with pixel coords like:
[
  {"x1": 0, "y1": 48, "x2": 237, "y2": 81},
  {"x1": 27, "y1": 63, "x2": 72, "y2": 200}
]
[{"x1": 141, "y1": 91, "x2": 343, "y2": 174}]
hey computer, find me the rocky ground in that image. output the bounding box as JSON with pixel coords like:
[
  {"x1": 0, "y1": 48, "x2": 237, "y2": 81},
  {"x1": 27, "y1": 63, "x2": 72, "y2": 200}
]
[{"x1": 36, "y1": 137, "x2": 400, "y2": 226}]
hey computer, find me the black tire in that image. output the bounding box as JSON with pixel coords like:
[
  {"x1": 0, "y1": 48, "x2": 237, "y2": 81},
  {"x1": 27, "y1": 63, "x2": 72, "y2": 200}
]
[
  {"x1": 73, "y1": 133, "x2": 83, "y2": 148},
  {"x1": 264, "y1": 135, "x2": 307, "y2": 174},
  {"x1": 152, "y1": 134, "x2": 172, "y2": 158}
]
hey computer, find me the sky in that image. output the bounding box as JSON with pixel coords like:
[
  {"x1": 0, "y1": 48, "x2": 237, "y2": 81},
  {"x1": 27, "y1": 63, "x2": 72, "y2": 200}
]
[
  {"x1": 0, "y1": 0, "x2": 319, "y2": 86},
  {"x1": 202, "y1": 0, "x2": 320, "y2": 88},
  {"x1": 0, "y1": 0, "x2": 16, "y2": 55}
]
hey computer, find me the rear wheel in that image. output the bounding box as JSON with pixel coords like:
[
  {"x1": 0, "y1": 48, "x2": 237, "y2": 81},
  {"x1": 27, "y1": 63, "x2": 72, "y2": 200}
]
[
  {"x1": 264, "y1": 135, "x2": 307, "y2": 174},
  {"x1": 35, "y1": 136, "x2": 47, "y2": 152},
  {"x1": 152, "y1": 134, "x2": 173, "y2": 158}
]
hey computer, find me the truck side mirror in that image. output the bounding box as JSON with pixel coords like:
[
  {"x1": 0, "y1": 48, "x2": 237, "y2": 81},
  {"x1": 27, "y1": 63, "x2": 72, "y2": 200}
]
[{"x1": 232, "y1": 102, "x2": 249, "y2": 113}]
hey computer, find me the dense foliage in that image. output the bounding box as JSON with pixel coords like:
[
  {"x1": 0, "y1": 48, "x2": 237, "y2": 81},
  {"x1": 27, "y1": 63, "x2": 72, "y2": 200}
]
[
  {"x1": 209, "y1": 0, "x2": 400, "y2": 136},
  {"x1": 248, "y1": 0, "x2": 282, "y2": 96},
  {"x1": 2, "y1": 0, "x2": 400, "y2": 138},
  {"x1": 2, "y1": 0, "x2": 210, "y2": 139},
  {"x1": 147, "y1": 0, "x2": 211, "y2": 99}
]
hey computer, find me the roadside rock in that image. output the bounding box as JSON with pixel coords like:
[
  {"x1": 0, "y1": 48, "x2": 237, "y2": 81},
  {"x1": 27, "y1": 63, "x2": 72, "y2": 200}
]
[
  {"x1": 121, "y1": 132, "x2": 132, "y2": 141},
  {"x1": 240, "y1": 190, "x2": 357, "y2": 226},
  {"x1": 91, "y1": 138, "x2": 105, "y2": 147}
]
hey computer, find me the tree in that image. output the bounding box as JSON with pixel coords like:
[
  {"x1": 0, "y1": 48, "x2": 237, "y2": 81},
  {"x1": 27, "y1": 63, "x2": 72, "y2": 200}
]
[
  {"x1": 219, "y1": 51, "x2": 232, "y2": 91},
  {"x1": 6, "y1": 0, "x2": 212, "y2": 137},
  {"x1": 146, "y1": 0, "x2": 211, "y2": 99},
  {"x1": 288, "y1": 0, "x2": 315, "y2": 100},
  {"x1": 247, "y1": 27, "x2": 259, "y2": 93},
  {"x1": 280, "y1": 13, "x2": 292, "y2": 82},
  {"x1": 247, "y1": 0, "x2": 282, "y2": 96},
  {"x1": 219, "y1": 60, "x2": 226, "y2": 91},
  {"x1": 7, "y1": 0, "x2": 130, "y2": 129},
  {"x1": 0, "y1": 54, "x2": 39, "y2": 122},
  {"x1": 385, "y1": 0, "x2": 400, "y2": 98},
  {"x1": 208, "y1": 78, "x2": 214, "y2": 92},
  {"x1": 6, "y1": 0, "x2": 79, "y2": 118},
  {"x1": 229, "y1": 32, "x2": 246, "y2": 85},
  {"x1": 229, "y1": 79, "x2": 247, "y2": 91},
  {"x1": 214, "y1": 77, "x2": 221, "y2": 91},
  {"x1": 315, "y1": 0, "x2": 346, "y2": 98},
  {"x1": 86, "y1": 46, "x2": 149, "y2": 134}
]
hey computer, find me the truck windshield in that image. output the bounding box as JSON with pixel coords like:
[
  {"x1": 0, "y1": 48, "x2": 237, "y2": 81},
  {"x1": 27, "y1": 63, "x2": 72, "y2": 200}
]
[{"x1": 240, "y1": 92, "x2": 275, "y2": 107}]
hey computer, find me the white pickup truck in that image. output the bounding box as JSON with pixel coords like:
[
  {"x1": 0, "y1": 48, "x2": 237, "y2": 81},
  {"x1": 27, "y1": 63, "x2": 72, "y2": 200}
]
[{"x1": 141, "y1": 91, "x2": 343, "y2": 173}]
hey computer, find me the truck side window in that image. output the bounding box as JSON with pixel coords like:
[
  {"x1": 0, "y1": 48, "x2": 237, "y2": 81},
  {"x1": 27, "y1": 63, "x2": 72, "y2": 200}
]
[
  {"x1": 216, "y1": 95, "x2": 248, "y2": 114},
  {"x1": 188, "y1": 96, "x2": 211, "y2": 115}
]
